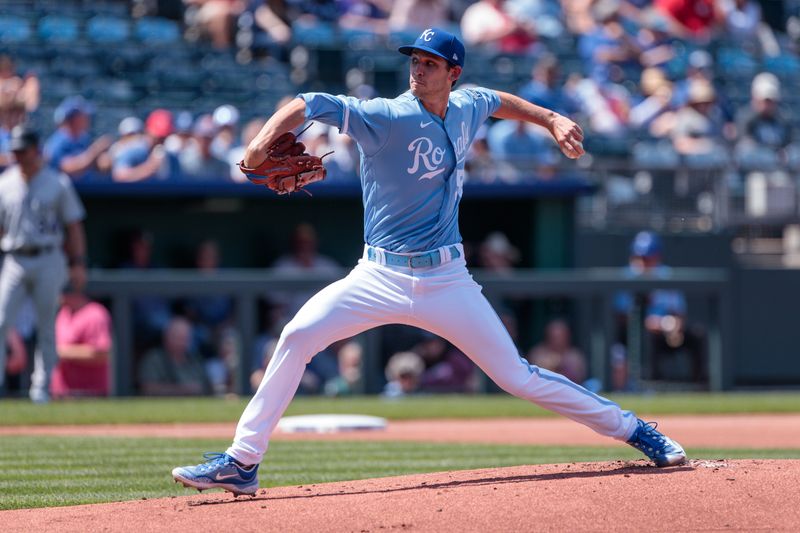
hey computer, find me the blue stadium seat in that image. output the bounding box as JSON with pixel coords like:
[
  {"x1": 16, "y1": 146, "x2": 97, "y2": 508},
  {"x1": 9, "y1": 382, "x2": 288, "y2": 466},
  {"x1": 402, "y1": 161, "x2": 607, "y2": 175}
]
[
  {"x1": 735, "y1": 144, "x2": 780, "y2": 171},
  {"x1": 763, "y1": 53, "x2": 800, "y2": 81},
  {"x1": 38, "y1": 15, "x2": 80, "y2": 43},
  {"x1": 82, "y1": 78, "x2": 137, "y2": 104},
  {"x1": 38, "y1": 75, "x2": 80, "y2": 103},
  {"x1": 785, "y1": 143, "x2": 800, "y2": 171},
  {"x1": 291, "y1": 21, "x2": 337, "y2": 46},
  {"x1": 632, "y1": 140, "x2": 680, "y2": 169},
  {"x1": 135, "y1": 17, "x2": 181, "y2": 45},
  {"x1": 86, "y1": 15, "x2": 131, "y2": 43},
  {"x1": 684, "y1": 148, "x2": 730, "y2": 169},
  {"x1": 716, "y1": 48, "x2": 758, "y2": 77},
  {"x1": 0, "y1": 16, "x2": 32, "y2": 43}
]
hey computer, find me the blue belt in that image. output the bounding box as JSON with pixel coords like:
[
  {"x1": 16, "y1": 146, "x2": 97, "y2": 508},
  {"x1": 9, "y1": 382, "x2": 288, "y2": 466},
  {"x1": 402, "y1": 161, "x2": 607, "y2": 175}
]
[{"x1": 367, "y1": 246, "x2": 461, "y2": 269}]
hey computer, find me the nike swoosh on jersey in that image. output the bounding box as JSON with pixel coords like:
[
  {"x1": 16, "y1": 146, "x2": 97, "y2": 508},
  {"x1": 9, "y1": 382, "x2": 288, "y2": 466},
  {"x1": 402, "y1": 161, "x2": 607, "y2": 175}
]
[{"x1": 420, "y1": 121, "x2": 433, "y2": 128}]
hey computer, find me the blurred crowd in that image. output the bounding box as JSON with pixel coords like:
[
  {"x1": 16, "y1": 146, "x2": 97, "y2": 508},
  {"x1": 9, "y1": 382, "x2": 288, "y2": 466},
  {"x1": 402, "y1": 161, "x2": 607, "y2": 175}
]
[
  {"x1": 4, "y1": 0, "x2": 787, "y2": 399},
  {"x1": 1, "y1": 0, "x2": 799, "y2": 185},
  {"x1": 5, "y1": 218, "x2": 633, "y2": 399}
]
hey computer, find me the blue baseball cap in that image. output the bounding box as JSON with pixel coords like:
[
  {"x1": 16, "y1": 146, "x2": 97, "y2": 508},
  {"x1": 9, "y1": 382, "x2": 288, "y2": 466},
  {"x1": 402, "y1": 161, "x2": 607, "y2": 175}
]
[
  {"x1": 630, "y1": 231, "x2": 662, "y2": 257},
  {"x1": 398, "y1": 27, "x2": 465, "y2": 68},
  {"x1": 54, "y1": 95, "x2": 94, "y2": 124}
]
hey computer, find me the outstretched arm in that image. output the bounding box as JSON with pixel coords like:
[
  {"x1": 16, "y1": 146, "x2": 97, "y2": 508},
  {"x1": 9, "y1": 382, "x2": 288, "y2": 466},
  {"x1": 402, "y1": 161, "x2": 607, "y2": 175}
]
[
  {"x1": 243, "y1": 98, "x2": 307, "y2": 168},
  {"x1": 492, "y1": 90, "x2": 585, "y2": 160}
]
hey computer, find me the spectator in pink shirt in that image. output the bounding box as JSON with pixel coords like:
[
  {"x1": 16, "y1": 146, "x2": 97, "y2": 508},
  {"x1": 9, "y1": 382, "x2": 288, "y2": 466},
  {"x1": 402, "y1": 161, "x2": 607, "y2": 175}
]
[{"x1": 50, "y1": 264, "x2": 113, "y2": 398}]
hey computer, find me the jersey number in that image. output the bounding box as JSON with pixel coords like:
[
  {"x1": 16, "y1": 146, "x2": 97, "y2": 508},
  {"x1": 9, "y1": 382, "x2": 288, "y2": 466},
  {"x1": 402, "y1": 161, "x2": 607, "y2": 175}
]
[{"x1": 456, "y1": 169, "x2": 465, "y2": 199}]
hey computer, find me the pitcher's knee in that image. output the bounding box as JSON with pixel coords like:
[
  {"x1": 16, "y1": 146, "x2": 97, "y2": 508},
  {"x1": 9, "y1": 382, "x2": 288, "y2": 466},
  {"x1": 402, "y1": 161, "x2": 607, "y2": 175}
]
[
  {"x1": 493, "y1": 365, "x2": 539, "y2": 398},
  {"x1": 278, "y1": 322, "x2": 324, "y2": 361}
]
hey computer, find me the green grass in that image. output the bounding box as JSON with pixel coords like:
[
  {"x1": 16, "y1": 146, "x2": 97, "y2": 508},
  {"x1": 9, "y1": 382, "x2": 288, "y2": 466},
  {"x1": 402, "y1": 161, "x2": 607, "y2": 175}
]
[
  {"x1": 2, "y1": 392, "x2": 800, "y2": 426},
  {"x1": 1, "y1": 435, "x2": 798, "y2": 511}
]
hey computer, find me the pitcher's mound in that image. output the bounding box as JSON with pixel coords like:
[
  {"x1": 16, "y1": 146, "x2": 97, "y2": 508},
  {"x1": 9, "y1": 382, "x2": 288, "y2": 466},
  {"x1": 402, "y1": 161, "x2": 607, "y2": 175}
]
[{"x1": 4, "y1": 460, "x2": 799, "y2": 532}]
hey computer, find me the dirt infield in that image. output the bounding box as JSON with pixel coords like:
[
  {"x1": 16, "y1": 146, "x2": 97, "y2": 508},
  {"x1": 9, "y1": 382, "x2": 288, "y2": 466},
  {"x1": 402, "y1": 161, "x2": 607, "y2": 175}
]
[
  {"x1": 4, "y1": 459, "x2": 800, "y2": 532},
  {"x1": 3, "y1": 415, "x2": 800, "y2": 531}
]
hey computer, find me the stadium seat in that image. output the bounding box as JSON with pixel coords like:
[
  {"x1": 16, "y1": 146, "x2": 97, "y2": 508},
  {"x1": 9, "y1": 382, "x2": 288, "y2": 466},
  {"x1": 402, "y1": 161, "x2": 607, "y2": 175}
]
[
  {"x1": 735, "y1": 144, "x2": 780, "y2": 171},
  {"x1": 86, "y1": 15, "x2": 131, "y2": 43},
  {"x1": 763, "y1": 53, "x2": 800, "y2": 81},
  {"x1": 0, "y1": 16, "x2": 32, "y2": 43},
  {"x1": 785, "y1": 143, "x2": 800, "y2": 171},
  {"x1": 37, "y1": 15, "x2": 80, "y2": 43},
  {"x1": 716, "y1": 47, "x2": 759, "y2": 77},
  {"x1": 135, "y1": 17, "x2": 181, "y2": 45},
  {"x1": 632, "y1": 140, "x2": 680, "y2": 170},
  {"x1": 291, "y1": 21, "x2": 337, "y2": 47},
  {"x1": 684, "y1": 148, "x2": 730, "y2": 169},
  {"x1": 82, "y1": 78, "x2": 137, "y2": 104}
]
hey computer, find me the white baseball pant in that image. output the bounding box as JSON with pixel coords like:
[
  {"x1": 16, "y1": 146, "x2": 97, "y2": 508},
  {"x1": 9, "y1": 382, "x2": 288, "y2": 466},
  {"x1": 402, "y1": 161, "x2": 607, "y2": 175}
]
[
  {"x1": 0, "y1": 251, "x2": 67, "y2": 399},
  {"x1": 227, "y1": 244, "x2": 638, "y2": 465}
]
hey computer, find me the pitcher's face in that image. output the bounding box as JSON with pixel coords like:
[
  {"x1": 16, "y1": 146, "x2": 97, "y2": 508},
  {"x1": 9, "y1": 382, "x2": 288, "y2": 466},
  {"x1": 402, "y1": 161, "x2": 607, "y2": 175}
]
[{"x1": 409, "y1": 51, "x2": 460, "y2": 99}]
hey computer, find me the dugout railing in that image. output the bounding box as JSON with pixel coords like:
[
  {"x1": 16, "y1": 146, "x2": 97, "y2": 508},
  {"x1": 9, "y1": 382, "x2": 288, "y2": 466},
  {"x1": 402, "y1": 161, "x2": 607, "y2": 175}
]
[{"x1": 86, "y1": 267, "x2": 731, "y2": 396}]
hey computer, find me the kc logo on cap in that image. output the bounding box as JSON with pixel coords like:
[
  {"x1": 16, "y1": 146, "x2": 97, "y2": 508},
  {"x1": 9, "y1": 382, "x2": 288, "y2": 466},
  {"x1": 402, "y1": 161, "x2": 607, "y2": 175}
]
[{"x1": 398, "y1": 27, "x2": 466, "y2": 68}]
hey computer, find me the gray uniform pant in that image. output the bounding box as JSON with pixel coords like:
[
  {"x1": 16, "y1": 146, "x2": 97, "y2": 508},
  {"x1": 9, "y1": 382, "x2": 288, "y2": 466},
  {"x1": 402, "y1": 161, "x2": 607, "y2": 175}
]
[{"x1": 0, "y1": 251, "x2": 67, "y2": 398}]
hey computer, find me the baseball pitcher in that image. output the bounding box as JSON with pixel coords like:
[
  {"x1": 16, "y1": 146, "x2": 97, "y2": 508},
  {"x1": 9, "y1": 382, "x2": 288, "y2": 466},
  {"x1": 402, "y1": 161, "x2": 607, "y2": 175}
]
[{"x1": 173, "y1": 28, "x2": 686, "y2": 496}]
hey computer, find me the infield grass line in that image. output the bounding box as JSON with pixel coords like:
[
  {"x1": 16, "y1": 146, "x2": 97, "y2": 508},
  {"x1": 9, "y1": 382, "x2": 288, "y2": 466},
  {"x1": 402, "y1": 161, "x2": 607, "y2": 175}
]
[
  {"x1": 2, "y1": 392, "x2": 800, "y2": 426},
  {"x1": 1, "y1": 435, "x2": 798, "y2": 511}
]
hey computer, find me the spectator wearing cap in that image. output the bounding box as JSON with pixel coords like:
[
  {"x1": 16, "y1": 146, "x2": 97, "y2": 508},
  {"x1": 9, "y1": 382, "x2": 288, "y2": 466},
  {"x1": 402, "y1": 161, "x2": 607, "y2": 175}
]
[
  {"x1": 112, "y1": 109, "x2": 179, "y2": 183},
  {"x1": 210, "y1": 104, "x2": 239, "y2": 161},
  {"x1": 672, "y1": 50, "x2": 733, "y2": 122},
  {"x1": 735, "y1": 73, "x2": 792, "y2": 157},
  {"x1": 629, "y1": 67, "x2": 674, "y2": 134},
  {"x1": 164, "y1": 111, "x2": 194, "y2": 156},
  {"x1": 179, "y1": 114, "x2": 230, "y2": 182},
  {"x1": 612, "y1": 231, "x2": 706, "y2": 387},
  {"x1": 669, "y1": 79, "x2": 731, "y2": 163},
  {"x1": 44, "y1": 96, "x2": 112, "y2": 181},
  {"x1": 107, "y1": 116, "x2": 143, "y2": 162}
]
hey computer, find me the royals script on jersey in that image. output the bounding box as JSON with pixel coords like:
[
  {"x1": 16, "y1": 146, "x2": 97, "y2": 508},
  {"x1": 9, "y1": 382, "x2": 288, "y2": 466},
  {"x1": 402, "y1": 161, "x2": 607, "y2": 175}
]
[{"x1": 300, "y1": 88, "x2": 500, "y2": 253}]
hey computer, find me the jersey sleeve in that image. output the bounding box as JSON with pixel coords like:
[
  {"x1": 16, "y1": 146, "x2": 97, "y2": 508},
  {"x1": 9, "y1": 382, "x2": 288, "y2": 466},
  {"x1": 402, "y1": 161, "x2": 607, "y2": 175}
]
[
  {"x1": 460, "y1": 87, "x2": 502, "y2": 127},
  {"x1": 298, "y1": 93, "x2": 392, "y2": 156},
  {"x1": 57, "y1": 174, "x2": 86, "y2": 224}
]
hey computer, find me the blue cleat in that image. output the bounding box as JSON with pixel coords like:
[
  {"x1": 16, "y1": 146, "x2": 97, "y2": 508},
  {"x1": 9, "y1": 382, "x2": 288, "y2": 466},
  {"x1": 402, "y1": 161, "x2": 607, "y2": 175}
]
[
  {"x1": 172, "y1": 452, "x2": 259, "y2": 496},
  {"x1": 627, "y1": 419, "x2": 687, "y2": 467}
]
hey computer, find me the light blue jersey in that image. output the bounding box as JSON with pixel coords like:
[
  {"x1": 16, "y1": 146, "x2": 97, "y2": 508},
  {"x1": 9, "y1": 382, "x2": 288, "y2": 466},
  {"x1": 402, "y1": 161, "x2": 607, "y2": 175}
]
[{"x1": 300, "y1": 88, "x2": 501, "y2": 252}]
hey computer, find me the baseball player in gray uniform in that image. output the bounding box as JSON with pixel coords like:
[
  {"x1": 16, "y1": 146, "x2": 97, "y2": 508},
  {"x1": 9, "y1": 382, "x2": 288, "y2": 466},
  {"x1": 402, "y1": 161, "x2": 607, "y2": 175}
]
[
  {"x1": 0, "y1": 125, "x2": 87, "y2": 403},
  {"x1": 173, "y1": 28, "x2": 686, "y2": 496}
]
